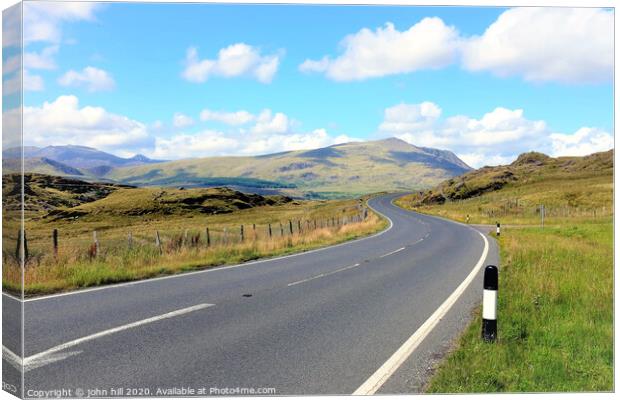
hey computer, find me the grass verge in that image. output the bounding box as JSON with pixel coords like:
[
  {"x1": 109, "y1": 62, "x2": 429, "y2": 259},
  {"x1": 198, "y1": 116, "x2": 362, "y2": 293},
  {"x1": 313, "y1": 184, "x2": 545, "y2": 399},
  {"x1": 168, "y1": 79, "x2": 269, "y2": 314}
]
[{"x1": 426, "y1": 220, "x2": 613, "y2": 392}]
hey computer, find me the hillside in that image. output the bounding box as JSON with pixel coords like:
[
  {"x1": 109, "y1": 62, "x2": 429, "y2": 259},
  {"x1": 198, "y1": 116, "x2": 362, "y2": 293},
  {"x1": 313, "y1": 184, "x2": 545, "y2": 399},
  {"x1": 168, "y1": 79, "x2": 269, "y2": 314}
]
[
  {"x1": 2, "y1": 173, "x2": 130, "y2": 215},
  {"x1": 2, "y1": 145, "x2": 165, "y2": 178},
  {"x1": 47, "y1": 186, "x2": 293, "y2": 221},
  {"x1": 397, "y1": 149, "x2": 613, "y2": 224},
  {"x1": 2, "y1": 173, "x2": 293, "y2": 222},
  {"x1": 107, "y1": 138, "x2": 471, "y2": 197}
]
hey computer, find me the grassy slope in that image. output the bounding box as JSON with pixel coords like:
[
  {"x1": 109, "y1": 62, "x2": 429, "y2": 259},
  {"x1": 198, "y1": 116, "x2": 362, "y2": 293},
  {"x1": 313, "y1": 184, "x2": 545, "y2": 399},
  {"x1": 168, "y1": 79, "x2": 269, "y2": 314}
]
[
  {"x1": 107, "y1": 138, "x2": 470, "y2": 197},
  {"x1": 395, "y1": 150, "x2": 613, "y2": 392},
  {"x1": 396, "y1": 150, "x2": 613, "y2": 225}
]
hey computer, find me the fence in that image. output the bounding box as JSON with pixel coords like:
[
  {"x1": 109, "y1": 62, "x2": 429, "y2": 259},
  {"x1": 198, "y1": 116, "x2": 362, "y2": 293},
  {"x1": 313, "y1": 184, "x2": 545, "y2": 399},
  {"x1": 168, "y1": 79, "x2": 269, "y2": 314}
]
[{"x1": 8, "y1": 205, "x2": 371, "y2": 264}]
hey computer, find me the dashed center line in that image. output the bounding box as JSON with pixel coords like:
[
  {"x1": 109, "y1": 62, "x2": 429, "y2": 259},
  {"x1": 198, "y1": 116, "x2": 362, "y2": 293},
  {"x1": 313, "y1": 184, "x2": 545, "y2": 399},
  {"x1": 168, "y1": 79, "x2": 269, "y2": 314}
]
[
  {"x1": 379, "y1": 247, "x2": 406, "y2": 258},
  {"x1": 287, "y1": 263, "x2": 361, "y2": 287}
]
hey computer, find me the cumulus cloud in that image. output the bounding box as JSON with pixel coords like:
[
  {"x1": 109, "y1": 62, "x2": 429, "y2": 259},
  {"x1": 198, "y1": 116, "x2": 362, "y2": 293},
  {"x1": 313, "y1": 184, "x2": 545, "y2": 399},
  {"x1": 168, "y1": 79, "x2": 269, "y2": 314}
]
[
  {"x1": 239, "y1": 129, "x2": 355, "y2": 155},
  {"x1": 301, "y1": 8, "x2": 612, "y2": 84},
  {"x1": 300, "y1": 18, "x2": 459, "y2": 81},
  {"x1": 550, "y1": 127, "x2": 614, "y2": 157},
  {"x1": 182, "y1": 44, "x2": 281, "y2": 84},
  {"x1": 23, "y1": 2, "x2": 101, "y2": 44},
  {"x1": 24, "y1": 45, "x2": 59, "y2": 70},
  {"x1": 4, "y1": 69, "x2": 45, "y2": 93},
  {"x1": 461, "y1": 8, "x2": 613, "y2": 84},
  {"x1": 58, "y1": 66, "x2": 115, "y2": 92},
  {"x1": 199, "y1": 109, "x2": 255, "y2": 125},
  {"x1": 378, "y1": 101, "x2": 612, "y2": 167},
  {"x1": 152, "y1": 130, "x2": 239, "y2": 159},
  {"x1": 251, "y1": 109, "x2": 291, "y2": 135},
  {"x1": 172, "y1": 112, "x2": 195, "y2": 128},
  {"x1": 23, "y1": 95, "x2": 149, "y2": 151},
  {"x1": 378, "y1": 102, "x2": 441, "y2": 133}
]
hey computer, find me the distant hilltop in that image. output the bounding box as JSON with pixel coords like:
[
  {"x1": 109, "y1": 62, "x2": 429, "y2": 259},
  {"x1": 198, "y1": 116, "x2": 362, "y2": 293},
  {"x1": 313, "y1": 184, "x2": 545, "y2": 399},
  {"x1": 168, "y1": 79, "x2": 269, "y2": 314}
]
[{"x1": 2, "y1": 138, "x2": 472, "y2": 198}]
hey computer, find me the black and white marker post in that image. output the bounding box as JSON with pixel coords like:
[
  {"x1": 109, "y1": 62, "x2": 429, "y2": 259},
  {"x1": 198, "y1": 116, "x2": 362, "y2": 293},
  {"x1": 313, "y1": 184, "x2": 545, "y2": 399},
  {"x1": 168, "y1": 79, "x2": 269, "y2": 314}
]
[
  {"x1": 496, "y1": 222, "x2": 501, "y2": 236},
  {"x1": 482, "y1": 265, "x2": 498, "y2": 342}
]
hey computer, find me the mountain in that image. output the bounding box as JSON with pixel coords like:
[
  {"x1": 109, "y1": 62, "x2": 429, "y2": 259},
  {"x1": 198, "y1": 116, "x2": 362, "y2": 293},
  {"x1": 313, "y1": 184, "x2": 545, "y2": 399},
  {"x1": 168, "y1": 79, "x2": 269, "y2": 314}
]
[
  {"x1": 2, "y1": 145, "x2": 166, "y2": 177},
  {"x1": 404, "y1": 149, "x2": 613, "y2": 206},
  {"x1": 107, "y1": 138, "x2": 472, "y2": 197}
]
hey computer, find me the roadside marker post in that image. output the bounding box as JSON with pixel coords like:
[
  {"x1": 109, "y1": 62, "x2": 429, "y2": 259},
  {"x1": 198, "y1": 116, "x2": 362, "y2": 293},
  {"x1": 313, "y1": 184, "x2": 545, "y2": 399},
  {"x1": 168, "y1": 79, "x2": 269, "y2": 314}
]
[
  {"x1": 496, "y1": 222, "x2": 500, "y2": 236},
  {"x1": 482, "y1": 265, "x2": 498, "y2": 342}
]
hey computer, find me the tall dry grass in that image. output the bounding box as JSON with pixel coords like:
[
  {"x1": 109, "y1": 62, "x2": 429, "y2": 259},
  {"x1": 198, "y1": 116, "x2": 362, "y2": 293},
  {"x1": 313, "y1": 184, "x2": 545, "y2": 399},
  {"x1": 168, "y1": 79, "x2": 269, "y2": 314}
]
[{"x1": 3, "y1": 212, "x2": 385, "y2": 296}]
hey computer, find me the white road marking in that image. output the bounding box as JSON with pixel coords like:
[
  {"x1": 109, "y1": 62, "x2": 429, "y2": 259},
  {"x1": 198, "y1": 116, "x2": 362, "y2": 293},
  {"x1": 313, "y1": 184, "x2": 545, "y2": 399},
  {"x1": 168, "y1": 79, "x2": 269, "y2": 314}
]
[
  {"x1": 353, "y1": 230, "x2": 490, "y2": 395},
  {"x1": 15, "y1": 199, "x2": 394, "y2": 303},
  {"x1": 287, "y1": 263, "x2": 361, "y2": 287},
  {"x1": 2, "y1": 345, "x2": 22, "y2": 371},
  {"x1": 2, "y1": 292, "x2": 22, "y2": 301},
  {"x1": 379, "y1": 247, "x2": 406, "y2": 258},
  {"x1": 17, "y1": 303, "x2": 213, "y2": 372}
]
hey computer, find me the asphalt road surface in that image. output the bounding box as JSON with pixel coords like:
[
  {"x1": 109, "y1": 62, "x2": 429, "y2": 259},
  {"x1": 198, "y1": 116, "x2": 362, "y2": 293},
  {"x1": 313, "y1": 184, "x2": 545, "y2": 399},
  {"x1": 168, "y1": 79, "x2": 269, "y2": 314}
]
[{"x1": 2, "y1": 193, "x2": 498, "y2": 397}]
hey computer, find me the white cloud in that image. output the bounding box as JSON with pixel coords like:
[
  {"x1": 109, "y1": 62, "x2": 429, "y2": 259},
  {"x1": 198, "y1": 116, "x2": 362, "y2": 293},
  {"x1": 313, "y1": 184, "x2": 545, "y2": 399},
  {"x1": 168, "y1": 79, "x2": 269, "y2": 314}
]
[
  {"x1": 23, "y1": 2, "x2": 101, "y2": 44},
  {"x1": 58, "y1": 66, "x2": 115, "y2": 92},
  {"x1": 550, "y1": 127, "x2": 614, "y2": 157},
  {"x1": 24, "y1": 45, "x2": 59, "y2": 69},
  {"x1": 152, "y1": 130, "x2": 239, "y2": 159},
  {"x1": 4, "y1": 70, "x2": 45, "y2": 93},
  {"x1": 378, "y1": 102, "x2": 441, "y2": 133},
  {"x1": 300, "y1": 8, "x2": 612, "y2": 84},
  {"x1": 378, "y1": 101, "x2": 612, "y2": 168},
  {"x1": 238, "y1": 129, "x2": 355, "y2": 155},
  {"x1": 182, "y1": 44, "x2": 281, "y2": 84},
  {"x1": 299, "y1": 18, "x2": 460, "y2": 81},
  {"x1": 172, "y1": 112, "x2": 195, "y2": 128},
  {"x1": 24, "y1": 70, "x2": 45, "y2": 91},
  {"x1": 23, "y1": 95, "x2": 149, "y2": 151},
  {"x1": 462, "y1": 8, "x2": 613, "y2": 84},
  {"x1": 251, "y1": 109, "x2": 290, "y2": 135},
  {"x1": 199, "y1": 109, "x2": 255, "y2": 125}
]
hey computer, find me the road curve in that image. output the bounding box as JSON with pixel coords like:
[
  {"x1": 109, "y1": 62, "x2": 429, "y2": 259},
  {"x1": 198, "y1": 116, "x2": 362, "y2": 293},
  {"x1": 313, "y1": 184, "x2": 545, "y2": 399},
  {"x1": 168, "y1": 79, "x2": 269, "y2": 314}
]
[{"x1": 3, "y1": 193, "x2": 498, "y2": 396}]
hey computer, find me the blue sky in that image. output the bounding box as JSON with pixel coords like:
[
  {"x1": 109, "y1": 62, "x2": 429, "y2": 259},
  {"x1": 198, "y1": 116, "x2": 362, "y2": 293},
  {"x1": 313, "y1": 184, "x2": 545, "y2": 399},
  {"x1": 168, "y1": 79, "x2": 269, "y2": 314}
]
[{"x1": 3, "y1": 3, "x2": 614, "y2": 167}]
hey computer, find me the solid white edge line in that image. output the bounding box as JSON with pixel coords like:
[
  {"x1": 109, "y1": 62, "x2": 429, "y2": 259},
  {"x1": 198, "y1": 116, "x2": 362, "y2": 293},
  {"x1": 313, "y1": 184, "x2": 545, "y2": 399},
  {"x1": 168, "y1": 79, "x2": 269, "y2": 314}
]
[
  {"x1": 352, "y1": 230, "x2": 490, "y2": 395},
  {"x1": 11, "y1": 196, "x2": 396, "y2": 303},
  {"x1": 22, "y1": 303, "x2": 213, "y2": 366}
]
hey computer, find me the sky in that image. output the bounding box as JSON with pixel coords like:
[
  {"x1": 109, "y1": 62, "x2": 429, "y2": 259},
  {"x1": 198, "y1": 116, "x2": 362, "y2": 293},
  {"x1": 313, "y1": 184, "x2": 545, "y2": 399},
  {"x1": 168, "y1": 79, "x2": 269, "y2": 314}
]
[{"x1": 2, "y1": 2, "x2": 614, "y2": 167}]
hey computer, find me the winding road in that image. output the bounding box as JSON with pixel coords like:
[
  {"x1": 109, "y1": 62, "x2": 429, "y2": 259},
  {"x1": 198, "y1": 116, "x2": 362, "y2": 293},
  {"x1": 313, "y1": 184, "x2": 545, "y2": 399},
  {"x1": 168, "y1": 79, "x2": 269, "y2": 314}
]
[{"x1": 2, "y1": 193, "x2": 498, "y2": 397}]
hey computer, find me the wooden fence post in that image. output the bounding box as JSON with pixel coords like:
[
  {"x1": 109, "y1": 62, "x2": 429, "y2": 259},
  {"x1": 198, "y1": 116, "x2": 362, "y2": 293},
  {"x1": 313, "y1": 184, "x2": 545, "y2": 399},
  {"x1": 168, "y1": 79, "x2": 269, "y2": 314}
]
[
  {"x1": 52, "y1": 228, "x2": 59, "y2": 257},
  {"x1": 93, "y1": 230, "x2": 100, "y2": 257},
  {"x1": 280, "y1": 223, "x2": 284, "y2": 237},
  {"x1": 155, "y1": 231, "x2": 162, "y2": 254},
  {"x1": 289, "y1": 220, "x2": 293, "y2": 235},
  {"x1": 297, "y1": 220, "x2": 302, "y2": 234},
  {"x1": 206, "y1": 227, "x2": 211, "y2": 247},
  {"x1": 240, "y1": 225, "x2": 244, "y2": 242},
  {"x1": 268, "y1": 223, "x2": 272, "y2": 238}
]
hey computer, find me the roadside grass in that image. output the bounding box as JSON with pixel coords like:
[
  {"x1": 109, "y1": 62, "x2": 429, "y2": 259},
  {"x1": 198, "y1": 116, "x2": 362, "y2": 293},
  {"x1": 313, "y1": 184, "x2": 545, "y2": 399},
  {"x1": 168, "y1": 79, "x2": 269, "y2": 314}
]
[
  {"x1": 3, "y1": 196, "x2": 387, "y2": 296},
  {"x1": 426, "y1": 220, "x2": 613, "y2": 392}
]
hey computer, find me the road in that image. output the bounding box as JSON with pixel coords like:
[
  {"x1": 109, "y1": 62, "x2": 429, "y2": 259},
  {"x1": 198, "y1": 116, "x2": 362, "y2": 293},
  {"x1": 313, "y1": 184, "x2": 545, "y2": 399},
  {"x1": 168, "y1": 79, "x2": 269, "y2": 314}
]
[{"x1": 2, "y1": 193, "x2": 498, "y2": 397}]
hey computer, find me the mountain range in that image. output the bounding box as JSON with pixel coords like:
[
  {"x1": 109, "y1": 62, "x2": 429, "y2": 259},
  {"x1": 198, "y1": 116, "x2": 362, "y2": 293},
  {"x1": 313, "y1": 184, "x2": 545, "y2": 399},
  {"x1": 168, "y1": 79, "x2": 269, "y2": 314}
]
[{"x1": 3, "y1": 138, "x2": 472, "y2": 198}]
